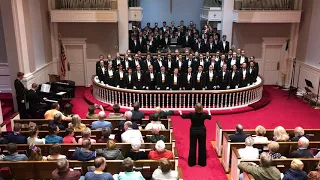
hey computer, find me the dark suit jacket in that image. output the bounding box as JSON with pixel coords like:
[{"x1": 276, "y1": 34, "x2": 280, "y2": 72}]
[
  {"x1": 219, "y1": 41, "x2": 230, "y2": 53},
  {"x1": 7, "y1": 132, "x2": 27, "y2": 144},
  {"x1": 180, "y1": 36, "x2": 193, "y2": 47},
  {"x1": 194, "y1": 72, "x2": 206, "y2": 89},
  {"x1": 156, "y1": 72, "x2": 169, "y2": 90},
  {"x1": 132, "y1": 71, "x2": 144, "y2": 89},
  {"x1": 112, "y1": 58, "x2": 123, "y2": 69},
  {"x1": 131, "y1": 110, "x2": 145, "y2": 124},
  {"x1": 141, "y1": 59, "x2": 154, "y2": 71},
  {"x1": 96, "y1": 66, "x2": 107, "y2": 83},
  {"x1": 144, "y1": 71, "x2": 156, "y2": 89},
  {"x1": 124, "y1": 74, "x2": 133, "y2": 89},
  {"x1": 122, "y1": 59, "x2": 133, "y2": 72},
  {"x1": 162, "y1": 37, "x2": 171, "y2": 47},
  {"x1": 26, "y1": 90, "x2": 46, "y2": 110},
  {"x1": 240, "y1": 69, "x2": 250, "y2": 87},
  {"x1": 182, "y1": 73, "x2": 195, "y2": 90},
  {"x1": 153, "y1": 60, "x2": 164, "y2": 73},
  {"x1": 114, "y1": 70, "x2": 125, "y2": 88},
  {"x1": 230, "y1": 71, "x2": 241, "y2": 89},
  {"x1": 248, "y1": 67, "x2": 258, "y2": 84},
  {"x1": 217, "y1": 70, "x2": 231, "y2": 90},
  {"x1": 290, "y1": 135, "x2": 310, "y2": 142},
  {"x1": 237, "y1": 56, "x2": 249, "y2": 65},
  {"x1": 289, "y1": 149, "x2": 314, "y2": 158},
  {"x1": 205, "y1": 71, "x2": 218, "y2": 90},
  {"x1": 105, "y1": 69, "x2": 115, "y2": 86},
  {"x1": 229, "y1": 133, "x2": 249, "y2": 142},
  {"x1": 14, "y1": 79, "x2": 25, "y2": 101},
  {"x1": 129, "y1": 40, "x2": 141, "y2": 53},
  {"x1": 169, "y1": 74, "x2": 182, "y2": 90}
]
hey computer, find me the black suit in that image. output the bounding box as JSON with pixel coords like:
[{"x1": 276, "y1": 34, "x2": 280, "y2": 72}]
[
  {"x1": 237, "y1": 56, "x2": 249, "y2": 66},
  {"x1": 248, "y1": 67, "x2": 258, "y2": 85},
  {"x1": 207, "y1": 43, "x2": 215, "y2": 53},
  {"x1": 26, "y1": 90, "x2": 47, "y2": 111},
  {"x1": 144, "y1": 71, "x2": 156, "y2": 90},
  {"x1": 219, "y1": 41, "x2": 230, "y2": 53},
  {"x1": 156, "y1": 72, "x2": 169, "y2": 90},
  {"x1": 132, "y1": 71, "x2": 144, "y2": 90},
  {"x1": 182, "y1": 73, "x2": 195, "y2": 90},
  {"x1": 153, "y1": 60, "x2": 164, "y2": 73},
  {"x1": 193, "y1": 42, "x2": 203, "y2": 53},
  {"x1": 96, "y1": 66, "x2": 107, "y2": 83},
  {"x1": 228, "y1": 58, "x2": 240, "y2": 70},
  {"x1": 129, "y1": 40, "x2": 141, "y2": 53},
  {"x1": 230, "y1": 71, "x2": 241, "y2": 89},
  {"x1": 165, "y1": 60, "x2": 176, "y2": 75},
  {"x1": 105, "y1": 69, "x2": 115, "y2": 86},
  {"x1": 124, "y1": 74, "x2": 134, "y2": 89},
  {"x1": 239, "y1": 69, "x2": 250, "y2": 88},
  {"x1": 112, "y1": 58, "x2": 123, "y2": 70},
  {"x1": 217, "y1": 70, "x2": 231, "y2": 90},
  {"x1": 141, "y1": 59, "x2": 153, "y2": 71},
  {"x1": 184, "y1": 59, "x2": 197, "y2": 73},
  {"x1": 122, "y1": 59, "x2": 133, "y2": 72},
  {"x1": 132, "y1": 59, "x2": 142, "y2": 70},
  {"x1": 162, "y1": 37, "x2": 171, "y2": 48},
  {"x1": 180, "y1": 36, "x2": 193, "y2": 47},
  {"x1": 131, "y1": 110, "x2": 145, "y2": 125},
  {"x1": 194, "y1": 72, "x2": 206, "y2": 90},
  {"x1": 289, "y1": 149, "x2": 314, "y2": 158},
  {"x1": 205, "y1": 71, "x2": 218, "y2": 90},
  {"x1": 114, "y1": 70, "x2": 125, "y2": 88},
  {"x1": 229, "y1": 133, "x2": 249, "y2": 142},
  {"x1": 14, "y1": 79, "x2": 26, "y2": 118},
  {"x1": 169, "y1": 74, "x2": 181, "y2": 90}
]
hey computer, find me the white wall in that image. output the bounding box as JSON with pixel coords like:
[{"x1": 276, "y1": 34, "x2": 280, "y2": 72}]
[{"x1": 0, "y1": 9, "x2": 7, "y2": 63}]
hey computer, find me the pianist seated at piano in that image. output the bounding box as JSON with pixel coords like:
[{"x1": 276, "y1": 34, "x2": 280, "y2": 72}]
[
  {"x1": 26, "y1": 83, "x2": 49, "y2": 112},
  {"x1": 44, "y1": 103, "x2": 72, "y2": 120}
]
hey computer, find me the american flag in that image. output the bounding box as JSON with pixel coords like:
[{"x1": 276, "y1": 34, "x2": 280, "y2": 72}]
[{"x1": 60, "y1": 41, "x2": 66, "y2": 77}]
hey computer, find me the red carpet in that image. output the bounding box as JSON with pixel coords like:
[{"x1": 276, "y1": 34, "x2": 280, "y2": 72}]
[{"x1": 70, "y1": 85, "x2": 320, "y2": 180}]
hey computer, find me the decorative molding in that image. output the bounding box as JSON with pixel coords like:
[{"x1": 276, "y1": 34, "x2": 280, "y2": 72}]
[
  {"x1": 50, "y1": 10, "x2": 118, "y2": 23},
  {"x1": 233, "y1": 10, "x2": 302, "y2": 23},
  {"x1": 22, "y1": 61, "x2": 53, "y2": 88},
  {"x1": 200, "y1": 7, "x2": 222, "y2": 21},
  {"x1": 295, "y1": 61, "x2": 320, "y2": 94},
  {"x1": 128, "y1": 7, "x2": 143, "y2": 21}
]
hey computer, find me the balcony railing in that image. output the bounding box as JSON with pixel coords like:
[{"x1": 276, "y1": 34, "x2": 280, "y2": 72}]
[
  {"x1": 58, "y1": 0, "x2": 113, "y2": 10},
  {"x1": 92, "y1": 76, "x2": 264, "y2": 110},
  {"x1": 129, "y1": 0, "x2": 140, "y2": 7},
  {"x1": 234, "y1": 0, "x2": 295, "y2": 10},
  {"x1": 203, "y1": 0, "x2": 222, "y2": 8}
]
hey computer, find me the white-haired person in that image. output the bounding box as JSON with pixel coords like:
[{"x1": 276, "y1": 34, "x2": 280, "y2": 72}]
[
  {"x1": 149, "y1": 140, "x2": 174, "y2": 160},
  {"x1": 78, "y1": 128, "x2": 97, "y2": 144},
  {"x1": 154, "y1": 107, "x2": 174, "y2": 119},
  {"x1": 291, "y1": 126, "x2": 309, "y2": 141},
  {"x1": 289, "y1": 137, "x2": 314, "y2": 158},
  {"x1": 146, "y1": 127, "x2": 167, "y2": 143},
  {"x1": 273, "y1": 126, "x2": 289, "y2": 142},
  {"x1": 238, "y1": 136, "x2": 259, "y2": 159},
  {"x1": 118, "y1": 111, "x2": 139, "y2": 130},
  {"x1": 91, "y1": 111, "x2": 112, "y2": 130},
  {"x1": 124, "y1": 139, "x2": 148, "y2": 160},
  {"x1": 253, "y1": 125, "x2": 269, "y2": 143},
  {"x1": 121, "y1": 121, "x2": 143, "y2": 144},
  {"x1": 152, "y1": 158, "x2": 178, "y2": 180},
  {"x1": 113, "y1": 157, "x2": 145, "y2": 180},
  {"x1": 145, "y1": 114, "x2": 166, "y2": 130},
  {"x1": 282, "y1": 159, "x2": 307, "y2": 180}
]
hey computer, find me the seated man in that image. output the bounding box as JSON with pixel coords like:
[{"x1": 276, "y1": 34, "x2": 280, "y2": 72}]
[
  {"x1": 97, "y1": 127, "x2": 116, "y2": 143},
  {"x1": 121, "y1": 121, "x2": 144, "y2": 143},
  {"x1": 145, "y1": 114, "x2": 166, "y2": 130},
  {"x1": 238, "y1": 136, "x2": 259, "y2": 159},
  {"x1": 146, "y1": 127, "x2": 167, "y2": 143},
  {"x1": 49, "y1": 113, "x2": 66, "y2": 130},
  {"x1": 154, "y1": 107, "x2": 174, "y2": 119},
  {"x1": 148, "y1": 140, "x2": 174, "y2": 160},
  {"x1": 7, "y1": 123, "x2": 27, "y2": 144},
  {"x1": 86, "y1": 104, "x2": 104, "y2": 119},
  {"x1": 44, "y1": 103, "x2": 71, "y2": 120},
  {"x1": 113, "y1": 157, "x2": 145, "y2": 180},
  {"x1": 291, "y1": 126, "x2": 309, "y2": 141},
  {"x1": 229, "y1": 124, "x2": 249, "y2": 142},
  {"x1": 91, "y1": 111, "x2": 112, "y2": 130},
  {"x1": 125, "y1": 139, "x2": 148, "y2": 160},
  {"x1": 289, "y1": 137, "x2": 314, "y2": 158},
  {"x1": 71, "y1": 139, "x2": 96, "y2": 161},
  {"x1": 78, "y1": 128, "x2": 97, "y2": 144},
  {"x1": 131, "y1": 102, "x2": 145, "y2": 125},
  {"x1": 3, "y1": 143, "x2": 28, "y2": 161},
  {"x1": 52, "y1": 158, "x2": 81, "y2": 180},
  {"x1": 238, "y1": 152, "x2": 281, "y2": 180},
  {"x1": 26, "y1": 83, "x2": 48, "y2": 111},
  {"x1": 107, "y1": 104, "x2": 124, "y2": 119},
  {"x1": 84, "y1": 157, "x2": 114, "y2": 180},
  {"x1": 45, "y1": 124, "x2": 63, "y2": 144}
]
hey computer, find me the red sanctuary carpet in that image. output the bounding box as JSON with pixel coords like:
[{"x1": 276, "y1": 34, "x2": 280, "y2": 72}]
[{"x1": 70, "y1": 86, "x2": 320, "y2": 180}]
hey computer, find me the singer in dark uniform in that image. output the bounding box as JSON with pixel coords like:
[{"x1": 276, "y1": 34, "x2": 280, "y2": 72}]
[
  {"x1": 114, "y1": 64, "x2": 125, "y2": 88},
  {"x1": 180, "y1": 103, "x2": 211, "y2": 167},
  {"x1": 14, "y1": 72, "x2": 26, "y2": 118},
  {"x1": 156, "y1": 66, "x2": 169, "y2": 90}
]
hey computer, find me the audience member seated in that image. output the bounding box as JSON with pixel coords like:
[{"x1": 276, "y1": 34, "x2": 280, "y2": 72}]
[
  {"x1": 282, "y1": 159, "x2": 307, "y2": 180},
  {"x1": 253, "y1": 125, "x2": 269, "y2": 143},
  {"x1": 63, "y1": 103, "x2": 73, "y2": 117},
  {"x1": 68, "y1": 114, "x2": 86, "y2": 131},
  {"x1": 273, "y1": 126, "x2": 289, "y2": 142},
  {"x1": 28, "y1": 145, "x2": 47, "y2": 161},
  {"x1": 145, "y1": 114, "x2": 166, "y2": 130},
  {"x1": 71, "y1": 139, "x2": 96, "y2": 161},
  {"x1": 62, "y1": 128, "x2": 77, "y2": 144},
  {"x1": 291, "y1": 127, "x2": 309, "y2": 141},
  {"x1": 146, "y1": 127, "x2": 167, "y2": 143},
  {"x1": 307, "y1": 161, "x2": 320, "y2": 180},
  {"x1": 78, "y1": 128, "x2": 97, "y2": 144},
  {"x1": 125, "y1": 139, "x2": 148, "y2": 160},
  {"x1": 91, "y1": 111, "x2": 112, "y2": 130},
  {"x1": 7, "y1": 123, "x2": 27, "y2": 144},
  {"x1": 238, "y1": 136, "x2": 259, "y2": 159},
  {"x1": 97, "y1": 127, "x2": 116, "y2": 143},
  {"x1": 96, "y1": 140, "x2": 124, "y2": 160},
  {"x1": 229, "y1": 124, "x2": 249, "y2": 142},
  {"x1": 84, "y1": 157, "x2": 114, "y2": 180},
  {"x1": 154, "y1": 107, "x2": 174, "y2": 119},
  {"x1": 47, "y1": 144, "x2": 66, "y2": 160},
  {"x1": 267, "y1": 141, "x2": 282, "y2": 159},
  {"x1": 131, "y1": 102, "x2": 145, "y2": 125},
  {"x1": 3, "y1": 143, "x2": 28, "y2": 161},
  {"x1": 49, "y1": 113, "x2": 66, "y2": 130},
  {"x1": 0, "y1": 128, "x2": 8, "y2": 144},
  {"x1": 86, "y1": 104, "x2": 104, "y2": 119},
  {"x1": 121, "y1": 121, "x2": 144, "y2": 143},
  {"x1": 289, "y1": 137, "x2": 314, "y2": 158},
  {"x1": 52, "y1": 158, "x2": 81, "y2": 180},
  {"x1": 113, "y1": 157, "x2": 145, "y2": 180},
  {"x1": 107, "y1": 104, "x2": 124, "y2": 119},
  {"x1": 152, "y1": 158, "x2": 178, "y2": 180},
  {"x1": 149, "y1": 140, "x2": 174, "y2": 160},
  {"x1": 118, "y1": 111, "x2": 139, "y2": 130},
  {"x1": 27, "y1": 126, "x2": 45, "y2": 145},
  {"x1": 44, "y1": 103, "x2": 71, "y2": 120},
  {"x1": 45, "y1": 124, "x2": 63, "y2": 144},
  {"x1": 238, "y1": 152, "x2": 281, "y2": 180}
]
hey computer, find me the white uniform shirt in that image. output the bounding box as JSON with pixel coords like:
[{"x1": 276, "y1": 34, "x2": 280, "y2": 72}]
[
  {"x1": 108, "y1": 69, "x2": 113, "y2": 76},
  {"x1": 158, "y1": 60, "x2": 162, "y2": 67},
  {"x1": 128, "y1": 74, "x2": 132, "y2": 82},
  {"x1": 161, "y1": 73, "x2": 165, "y2": 81},
  {"x1": 240, "y1": 56, "x2": 245, "y2": 64},
  {"x1": 150, "y1": 72, "x2": 154, "y2": 81},
  {"x1": 178, "y1": 61, "x2": 182, "y2": 68},
  {"x1": 231, "y1": 58, "x2": 236, "y2": 66},
  {"x1": 187, "y1": 73, "x2": 191, "y2": 82},
  {"x1": 200, "y1": 60, "x2": 204, "y2": 67},
  {"x1": 168, "y1": 61, "x2": 171, "y2": 68},
  {"x1": 137, "y1": 71, "x2": 141, "y2": 80},
  {"x1": 119, "y1": 71, "x2": 123, "y2": 79},
  {"x1": 101, "y1": 67, "x2": 105, "y2": 75},
  {"x1": 197, "y1": 72, "x2": 202, "y2": 81},
  {"x1": 242, "y1": 70, "x2": 247, "y2": 78}
]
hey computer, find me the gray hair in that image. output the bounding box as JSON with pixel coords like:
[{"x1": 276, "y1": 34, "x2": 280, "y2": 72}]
[
  {"x1": 260, "y1": 152, "x2": 272, "y2": 167},
  {"x1": 245, "y1": 136, "x2": 254, "y2": 147},
  {"x1": 298, "y1": 136, "x2": 309, "y2": 148},
  {"x1": 294, "y1": 127, "x2": 304, "y2": 136},
  {"x1": 98, "y1": 111, "x2": 106, "y2": 120}
]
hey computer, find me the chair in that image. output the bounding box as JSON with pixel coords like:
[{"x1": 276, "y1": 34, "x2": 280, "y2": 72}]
[{"x1": 303, "y1": 87, "x2": 318, "y2": 105}]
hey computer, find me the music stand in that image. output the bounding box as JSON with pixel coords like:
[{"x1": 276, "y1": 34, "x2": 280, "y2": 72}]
[
  {"x1": 305, "y1": 79, "x2": 313, "y2": 89},
  {"x1": 303, "y1": 79, "x2": 318, "y2": 106}
]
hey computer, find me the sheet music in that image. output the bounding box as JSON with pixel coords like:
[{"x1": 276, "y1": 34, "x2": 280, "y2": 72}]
[
  {"x1": 56, "y1": 92, "x2": 66, "y2": 95},
  {"x1": 40, "y1": 84, "x2": 51, "y2": 93},
  {"x1": 45, "y1": 99, "x2": 58, "y2": 103}
]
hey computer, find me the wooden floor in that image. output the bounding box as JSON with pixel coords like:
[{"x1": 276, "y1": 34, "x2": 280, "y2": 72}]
[{"x1": 211, "y1": 141, "x2": 231, "y2": 180}]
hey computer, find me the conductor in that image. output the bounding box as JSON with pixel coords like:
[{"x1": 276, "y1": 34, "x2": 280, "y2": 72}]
[{"x1": 180, "y1": 103, "x2": 211, "y2": 167}]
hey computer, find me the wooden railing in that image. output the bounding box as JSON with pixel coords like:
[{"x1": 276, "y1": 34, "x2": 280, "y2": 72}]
[
  {"x1": 58, "y1": 0, "x2": 113, "y2": 10},
  {"x1": 92, "y1": 76, "x2": 264, "y2": 110},
  {"x1": 234, "y1": 0, "x2": 295, "y2": 10}
]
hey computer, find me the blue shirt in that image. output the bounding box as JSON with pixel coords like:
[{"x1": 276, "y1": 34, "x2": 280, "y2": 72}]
[
  {"x1": 91, "y1": 120, "x2": 112, "y2": 130},
  {"x1": 3, "y1": 153, "x2": 28, "y2": 161},
  {"x1": 45, "y1": 135, "x2": 63, "y2": 144},
  {"x1": 85, "y1": 172, "x2": 114, "y2": 180},
  {"x1": 6, "y1": 132, "x2": 27, "y2": 144}
]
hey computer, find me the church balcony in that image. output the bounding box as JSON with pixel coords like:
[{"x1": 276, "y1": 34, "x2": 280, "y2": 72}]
[
  {"x1": 128, "y1": 7, "x2": 143, "y2": 21},
  {"x1": 233, "y1": 10, "x2": 301, "y2": 23},
  {"x1": 200, "y1": 7, "x2": 222, "y2": 21}
]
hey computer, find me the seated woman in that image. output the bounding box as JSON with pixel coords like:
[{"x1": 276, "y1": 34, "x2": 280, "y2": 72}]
[
  {"x1": 28, "y1": 145, "x2": 47, "y2": 161},
  {"x1": 238, "y1": 136, "x2": 259, "y2": 159},
  {"x1": 146, "y1": 127, "x2": 167, "y2": 143},
  {"x1": 282, "y1": 159, "x2": 307, "y2": 180},
  {"x1": 148, "y1": 140, "x2": 173, "y2": 160},
  {"x1": 267, "y1": 141, "x2": 282, "y2": 159},
  {"x1": 86, "y1": 104, "x2": 104, "y2": 119},
  {"x1": 273, "y1": 126, "x2": 289, "y2": 142},
  {"x1": 97, "y1": 127, "x2": 117, "y2": 143},
  {"x1": 107, "y1": 104, "x2": 123, "y2": 119},
  {"x1": 78, "y1": 128, "x2": 96, "y2": 144},
  {"x1": 113, "y1": 157, "x2": 145, "y2": 180},
  {"x1": 253, "y1": 125, "x2": 269, "y2": 143},
  {"x1": 27, "y1": 127, "x2": 45, "y2": 145},
  {"x1": 152, "y1": 158, "x2": 178, "y2": 180},
  {"x1": 125, "y1": 139, "x2": 148, "y2": 160},
  {"x1": 308, "y1": 161, "x2": 320, "y2": 180},
  {"x1": 47, "y1": 143, "x2": 66, "y2": 160},
  {"x1": 145, "y1": 114, "x2": 166, "y2": 130},
  {"x1": 96, "y1": 140, "x2": 124, "y2": 160},
  {"x1": 68, "y1": 114, "x2": 86, "y2": 131},
  {"x1": 63, "y1": 128, "x2": 77, "y2": 144}
]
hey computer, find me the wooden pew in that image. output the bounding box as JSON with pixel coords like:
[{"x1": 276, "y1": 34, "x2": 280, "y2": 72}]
[
  {"x1": 14, "y1": 118, "x2": 171, "y2": 131},
  {"x1": 222, "y1": 131, "x2": 320, "y2": 172},
  {"x1": 230, "y1": 147, "x2": 320, "y2": 180},
  {"x1": 214, "y1": 120, "x2": 320, "y2": 157},
  {"x1": 0, "y1": 160, "x2": 176, "y2": 179}
]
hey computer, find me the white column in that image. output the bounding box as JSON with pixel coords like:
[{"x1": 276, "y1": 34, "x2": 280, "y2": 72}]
[
  {"x1": 221, "y1": 0, "x2": 234, "y2": 44},
  {"x1": 49, "y1": 0, "x2": 59, "y2": 75},
  {"x1": 118, "y1": 0, "x2": 129, "y2": 53},
  {"x1": 286, "y1": 23, "x2": 300, "y2": 88}
]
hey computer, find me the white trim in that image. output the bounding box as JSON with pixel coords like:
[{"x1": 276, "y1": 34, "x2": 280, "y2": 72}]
[{"x1": 22, "y1": 61, "x2": 54, "y2": 88}]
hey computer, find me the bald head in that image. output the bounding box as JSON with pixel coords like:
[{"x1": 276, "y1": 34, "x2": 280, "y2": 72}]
[
  {"x1": 155, "y1": 107, "x2": 161, "y2": 113},
  {"x1": 98, "y1": 111, "x2": 106, "y2": 120},
  {"x1": 236, "y1": 124, "x2": 244, "y2": 133},
  {"x1": 298, "y1": 137, "x2": 309, "y2": 148},
  {"x1": 294, "y1": 127, "x2": 304, "y2": 137}
]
